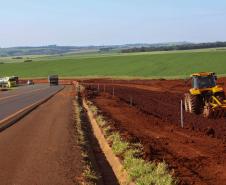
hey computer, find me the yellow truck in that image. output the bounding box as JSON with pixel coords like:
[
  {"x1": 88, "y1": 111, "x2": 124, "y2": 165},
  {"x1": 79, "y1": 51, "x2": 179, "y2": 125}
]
[{"x1": 0, "y1": 76, "x2": 18, "y2": 89}]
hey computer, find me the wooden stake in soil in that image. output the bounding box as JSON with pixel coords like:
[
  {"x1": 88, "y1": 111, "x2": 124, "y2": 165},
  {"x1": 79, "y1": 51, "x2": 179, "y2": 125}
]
[
  {"x1": 98, "y1": 84, "x2": 100, "y2": 92},
  {"x1": 112, "y1": 87, "x2": 115, "y2": 97},
  {"x1": 181, "y1": 99, "x2": 184, "y2": 128}
]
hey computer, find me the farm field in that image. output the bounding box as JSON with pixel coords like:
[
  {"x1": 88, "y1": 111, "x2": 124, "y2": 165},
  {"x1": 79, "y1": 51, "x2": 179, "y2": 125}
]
[
  {"x1": 82, "y1": 78, "x2": 226, "y2": 185},
  {"x1": 0, "y1": 55, "x2": 51, "y2": 64},
  {"x1": 0, "y1": 49, "x2": 226, "y2": 78}
]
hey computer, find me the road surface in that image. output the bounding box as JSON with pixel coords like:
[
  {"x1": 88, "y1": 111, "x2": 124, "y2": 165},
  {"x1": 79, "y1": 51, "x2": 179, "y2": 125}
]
[
  {"x1": 0, "y1": 84, "x2": 63, "y2": 122},
  {"x1": 0, "y1": 86, "x2": 82, "y2": 185}
]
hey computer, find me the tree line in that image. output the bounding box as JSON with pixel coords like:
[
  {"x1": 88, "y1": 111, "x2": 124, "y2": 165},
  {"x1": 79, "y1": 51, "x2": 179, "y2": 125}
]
[{"x1": 121, "y1": 42, "x2": 226, "y2": 53}]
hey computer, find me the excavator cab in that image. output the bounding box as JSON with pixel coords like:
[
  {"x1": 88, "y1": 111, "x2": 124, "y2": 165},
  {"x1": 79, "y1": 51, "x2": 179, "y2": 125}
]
[
  {"x1": 185, "y1": 72, "x2": 226, "y2": 118},
  {"x1": 192, "y1": 73, "x2": 216, "y2": 89},
  {"x1": 189, "y1": 72, "x2": 224, "y2": 97}
]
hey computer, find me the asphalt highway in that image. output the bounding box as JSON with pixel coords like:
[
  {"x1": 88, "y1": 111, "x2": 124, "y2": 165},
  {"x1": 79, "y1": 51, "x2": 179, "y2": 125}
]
[
  {"x1": 0, "y1": 84, "x2": 63, "y2": 122},
  {"x1": 0, "y1": 86, "x2": 83, "y2": 185}
]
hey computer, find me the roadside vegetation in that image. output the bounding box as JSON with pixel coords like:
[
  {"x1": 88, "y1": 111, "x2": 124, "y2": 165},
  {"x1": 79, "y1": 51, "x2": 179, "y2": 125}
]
[
  {"x1": 0, "y1": 49, "x2": 226, "y2": 78},
  {"x1": 86, "y1": 100, "x2": 176, "y2": 185},
  {"x1": 73, "y1": 89, "x2": 100, "y2": 185}
]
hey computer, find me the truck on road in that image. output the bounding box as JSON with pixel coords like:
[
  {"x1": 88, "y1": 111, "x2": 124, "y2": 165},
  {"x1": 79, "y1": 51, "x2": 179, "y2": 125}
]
[
  {"x1": 0, "y1": 76, "x2": 18, "y2": 88},
  {"x1": 48, "y1": 75, "x2": 59, "y2": 86}
]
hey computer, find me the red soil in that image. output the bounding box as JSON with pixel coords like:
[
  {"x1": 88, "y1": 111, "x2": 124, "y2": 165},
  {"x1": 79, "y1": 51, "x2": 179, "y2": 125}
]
[
  {"x1": 83, "y1": 78, "x2": 226, "y2": 142},
  {"x1": 83, "y1": 78, "x2": 226, "y2": 185}
]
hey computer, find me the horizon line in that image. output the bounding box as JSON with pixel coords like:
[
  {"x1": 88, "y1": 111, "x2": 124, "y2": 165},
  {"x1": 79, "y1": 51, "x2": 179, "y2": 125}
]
[{"x1": 1, "y1": 40, "x2": 226, "y2": 49}]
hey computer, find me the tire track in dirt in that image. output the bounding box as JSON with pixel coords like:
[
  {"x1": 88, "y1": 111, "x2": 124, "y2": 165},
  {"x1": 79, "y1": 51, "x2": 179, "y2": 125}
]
[
  {"x1": 87, "y1": 84, "x2": 226, "y2": 142},
  {"x1": 92, "y1": 94, "x2": 226, "y2": 185}
]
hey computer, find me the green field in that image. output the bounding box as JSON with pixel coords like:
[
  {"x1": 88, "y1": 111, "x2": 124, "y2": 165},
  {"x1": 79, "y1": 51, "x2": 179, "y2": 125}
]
[{"x1": 0, "y1": 49, "x2": 226, "y2": 79}]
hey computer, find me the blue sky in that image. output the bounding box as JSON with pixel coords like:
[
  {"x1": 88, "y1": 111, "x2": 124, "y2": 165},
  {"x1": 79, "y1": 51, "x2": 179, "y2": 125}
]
[{"x1": 0, "y1": 0, "x2": 226, "y2": 47}]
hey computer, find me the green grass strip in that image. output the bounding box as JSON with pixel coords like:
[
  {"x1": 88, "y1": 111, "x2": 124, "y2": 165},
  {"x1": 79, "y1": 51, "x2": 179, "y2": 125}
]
[{"x1": 86, "y1": 100, "x2": 176, "y2": 185}]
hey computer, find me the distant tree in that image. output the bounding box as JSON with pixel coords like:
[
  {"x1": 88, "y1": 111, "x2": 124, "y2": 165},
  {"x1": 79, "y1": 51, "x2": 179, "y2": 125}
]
[
  {"x1": 121, "y1": 42, "x2": 226, "y2": 53},
  {"x1": 24, "y1": 59, "x2": 33, "y2": 63},
  {"x1": 12, "y1": 56, "x2": 23, "y2": 59}
]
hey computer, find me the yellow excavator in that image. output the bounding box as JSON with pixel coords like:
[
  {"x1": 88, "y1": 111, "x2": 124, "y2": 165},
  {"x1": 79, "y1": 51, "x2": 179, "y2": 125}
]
[{"x1": 184, "y1": 72, "x2": 226, "y2": 118}]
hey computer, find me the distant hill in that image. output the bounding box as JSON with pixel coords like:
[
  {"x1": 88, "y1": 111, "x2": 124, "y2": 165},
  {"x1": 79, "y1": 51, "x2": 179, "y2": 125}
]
[
  {"x1": 0, "y1": 42, "x2": 225, "y2": 57},
  {"x1": 0, "y1": 45, "x2": 84, "y2": 57},
  {"x1": 121, "y1": 42, "x2": 226, "y2": 53}
]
